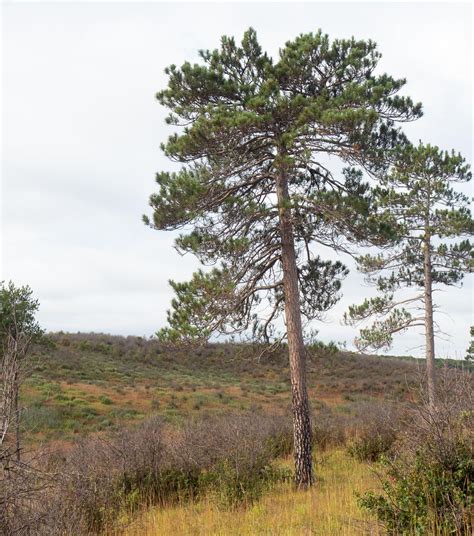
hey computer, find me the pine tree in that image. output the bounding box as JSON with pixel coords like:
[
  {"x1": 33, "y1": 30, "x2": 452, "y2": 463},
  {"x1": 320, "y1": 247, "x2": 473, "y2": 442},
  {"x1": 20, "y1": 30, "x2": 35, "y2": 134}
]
[
  {"x1": 145, "y1": 28, "x2": 421, "y2": 487},
  {"x1": 345, "y1": 143, "x2": 472, "y2": 406}
]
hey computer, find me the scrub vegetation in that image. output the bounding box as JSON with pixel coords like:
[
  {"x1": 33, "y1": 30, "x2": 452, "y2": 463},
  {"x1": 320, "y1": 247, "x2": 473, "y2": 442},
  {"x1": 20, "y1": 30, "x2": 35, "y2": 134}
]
[
  {"x1": 20, "y1": 332, "x2": 461, "y2": 444},
  {"x1": 1, "y1": 333, "x2": 470, "y2": 535}
]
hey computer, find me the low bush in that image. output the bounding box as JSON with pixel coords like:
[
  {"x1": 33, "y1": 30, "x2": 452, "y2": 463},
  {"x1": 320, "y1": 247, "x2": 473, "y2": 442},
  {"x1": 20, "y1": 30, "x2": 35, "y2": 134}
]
[
  {"x1": 168, "y1": 413, "x2": 292, "y2": 507},
  {"x1": 359, "y1": 371, "x2": 473, "y2": 534},
  {"x1": 360, "y1": 443, "x2": 473, "y2": 535},
  {"x1": 347, "y1": 401, "x2": 400, "y2": 462}
]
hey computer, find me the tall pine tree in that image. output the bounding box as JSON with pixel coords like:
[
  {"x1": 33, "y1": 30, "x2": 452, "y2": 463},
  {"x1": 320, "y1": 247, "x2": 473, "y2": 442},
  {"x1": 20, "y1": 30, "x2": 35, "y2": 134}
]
[
  {"x1": 345, "y1": 143, "x2": 472, "y2": 406},
  {"x1": 145, "y1": 29, "x2": 421, "y2": 486}
]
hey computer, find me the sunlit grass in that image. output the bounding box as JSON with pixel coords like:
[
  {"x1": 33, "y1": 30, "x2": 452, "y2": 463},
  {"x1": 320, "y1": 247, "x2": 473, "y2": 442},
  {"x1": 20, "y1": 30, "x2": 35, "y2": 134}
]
[{"x1": 119, "y1": 450, "x2": 383, "y2": 536}]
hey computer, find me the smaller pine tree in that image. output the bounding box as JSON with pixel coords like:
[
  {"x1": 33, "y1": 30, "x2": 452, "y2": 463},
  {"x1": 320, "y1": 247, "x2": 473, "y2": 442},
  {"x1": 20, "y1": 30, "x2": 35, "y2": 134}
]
[{"x1": 344, "y1": 143, "x2": 473, "y2": 405}]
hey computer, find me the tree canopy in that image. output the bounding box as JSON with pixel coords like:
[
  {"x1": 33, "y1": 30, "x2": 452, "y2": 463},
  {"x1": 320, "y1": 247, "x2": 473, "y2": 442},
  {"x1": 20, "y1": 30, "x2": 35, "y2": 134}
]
[
  {"x1": 345, "y1": 143, "x2": 472, "y2": 351},
  {"x1": 145, "y1": 28, "x2": 422, "y2": 345},
  {"x1": 0, "y1": 281, "x2": 43, "y2": 352}
]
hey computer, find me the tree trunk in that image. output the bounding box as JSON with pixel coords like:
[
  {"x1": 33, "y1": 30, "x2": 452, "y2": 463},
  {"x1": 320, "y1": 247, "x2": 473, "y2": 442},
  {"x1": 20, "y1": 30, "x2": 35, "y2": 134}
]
[
  {"x1": 276, "y1": 159, "x2": 313, "y2": 488},
  {"x1": 423, "y1": 232, "x2": 436, "y2": 408},
  {"x1": 14, "y1": 374, "x2": 20, "y2": 462}
]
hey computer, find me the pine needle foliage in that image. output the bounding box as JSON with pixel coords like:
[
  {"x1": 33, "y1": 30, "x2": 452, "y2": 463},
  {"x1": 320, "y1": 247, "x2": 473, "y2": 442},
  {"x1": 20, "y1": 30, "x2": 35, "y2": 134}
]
[
  {"x1": 345, "y1": 143, "x2": 472, "y2": 405},
  {"x1": 145, "y1": 28, "x2": 421, "y2": 345},
  {"x1": 345, "y1": 143, "x2": 472, "y2": 351}
]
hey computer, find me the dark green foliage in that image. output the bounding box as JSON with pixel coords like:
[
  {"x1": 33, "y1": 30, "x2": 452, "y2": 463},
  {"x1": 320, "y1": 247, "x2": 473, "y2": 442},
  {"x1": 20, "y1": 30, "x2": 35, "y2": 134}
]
[
  {"x1": 1, "y1": 281, "x2": 44, "y2": 465},
  {"x1": 199, "y1": 456, "x2": 291, "y2": 509},
  {"x1": 306, "y1": 338, "x2": 340, "y2": 359},
  {"x1": 145, "y1": 28, "x2": 421, "y2": 344},
  {"x1": 360, "y1": 447, "x2": 473, "y2": 534},
  {"x1": 158, "y1": 268, "x2": 236, "y2": 343},
  {"x1": 298, "y1": 259, "x2": 349, "y2": 321},
  {"x1": 348, "y1": 432, "x2": 396, "y2": 463},
  {"x1": 0, "y1": 280, "x2": 44, "y2": 350}
]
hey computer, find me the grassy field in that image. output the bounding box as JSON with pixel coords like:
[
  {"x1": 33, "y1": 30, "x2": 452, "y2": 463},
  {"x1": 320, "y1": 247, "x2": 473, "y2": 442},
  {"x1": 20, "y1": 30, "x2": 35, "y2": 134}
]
[
  {"x1": 119, "y1": 450, "x2": 383, "y2": 536},
  {"x1": 20, "y1": 332, "x2": 470, "y2": 445}
]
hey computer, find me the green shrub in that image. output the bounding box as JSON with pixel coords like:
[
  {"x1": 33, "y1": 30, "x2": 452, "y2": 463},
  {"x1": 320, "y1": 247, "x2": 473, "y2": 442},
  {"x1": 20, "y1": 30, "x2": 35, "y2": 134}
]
[
  {"x1": 359, "y1": 443, "x2": 473, "y2": 534},
  {"x1": 266, "y1": 427, "x2": 293, "y2": 458},
  {"x1": 359, "y1": 372, "x2": 473, "y2": 534}
]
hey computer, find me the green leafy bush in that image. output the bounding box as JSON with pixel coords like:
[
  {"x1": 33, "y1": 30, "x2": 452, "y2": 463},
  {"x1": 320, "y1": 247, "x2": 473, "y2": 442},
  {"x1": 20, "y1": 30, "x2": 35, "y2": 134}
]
[
  {"x1": 359, "y1": 446, "x2": 473, "y2": 535},
  {"x1": 359, "y1": 371, "x2": 473, "y2": 534}
]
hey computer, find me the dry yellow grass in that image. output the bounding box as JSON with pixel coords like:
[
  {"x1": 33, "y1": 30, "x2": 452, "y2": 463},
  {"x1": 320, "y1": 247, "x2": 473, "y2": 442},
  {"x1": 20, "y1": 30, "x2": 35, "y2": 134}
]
[{"x1": 119, "y1": 450, "x2": 383, "y2": 536}]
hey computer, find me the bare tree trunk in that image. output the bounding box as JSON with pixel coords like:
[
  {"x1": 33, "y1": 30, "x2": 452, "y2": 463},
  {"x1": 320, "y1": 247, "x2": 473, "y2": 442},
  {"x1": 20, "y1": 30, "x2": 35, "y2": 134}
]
[
  {"x1": 14, "y1": 373, "x2": 20, "y2": 462},
  {"x1": 0, "y1": 346, "x2": 16, "y2": 450},
  {"x1": 423, "y1": 231, "x2": 436, "y2": 408},
  {"x1": 276, "y1": 159, "x2": 313, "y2": 488}
]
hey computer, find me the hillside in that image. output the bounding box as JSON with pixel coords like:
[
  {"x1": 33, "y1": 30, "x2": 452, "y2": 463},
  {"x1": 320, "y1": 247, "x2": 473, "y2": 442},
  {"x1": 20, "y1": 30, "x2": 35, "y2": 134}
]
[{"x1": 21, "y1": 332, "x2": 470, "y2": 445}]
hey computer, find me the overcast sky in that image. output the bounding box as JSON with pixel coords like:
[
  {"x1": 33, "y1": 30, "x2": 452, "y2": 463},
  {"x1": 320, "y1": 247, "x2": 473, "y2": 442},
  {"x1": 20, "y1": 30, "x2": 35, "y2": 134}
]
[{"x1": 1, "y1": 2, "x2": 472, "y2": 358}]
